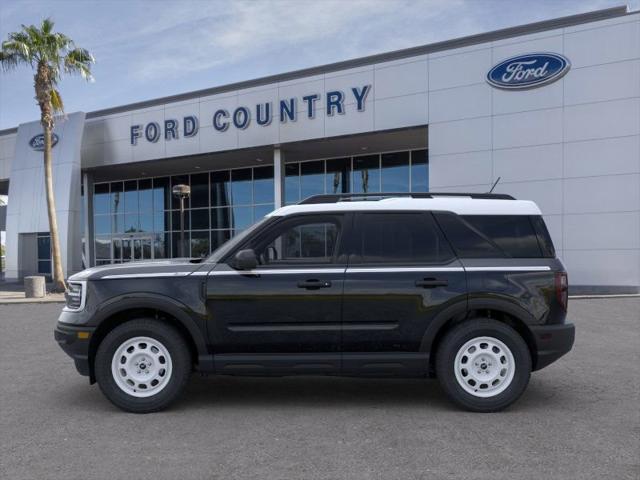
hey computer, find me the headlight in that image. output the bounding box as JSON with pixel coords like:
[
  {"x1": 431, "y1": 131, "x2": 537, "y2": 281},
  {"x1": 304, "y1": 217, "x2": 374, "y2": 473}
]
[{"x1": 64, "y1": 281, "x2": 86, "y2": 311}]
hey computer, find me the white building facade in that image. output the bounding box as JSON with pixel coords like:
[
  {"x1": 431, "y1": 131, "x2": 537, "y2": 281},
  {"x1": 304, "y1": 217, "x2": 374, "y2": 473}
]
[{"x1": 0, "y1": 6, "x2": 638, "y2": 293}]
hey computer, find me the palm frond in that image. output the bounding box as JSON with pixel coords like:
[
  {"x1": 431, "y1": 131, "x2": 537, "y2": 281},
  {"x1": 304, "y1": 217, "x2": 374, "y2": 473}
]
[
  {"x1": 50, "y1": 88, "x2": 64, "y2": 113},
  {"x1": 64, "y1": 47, "x2": 94, "y2": 81}
]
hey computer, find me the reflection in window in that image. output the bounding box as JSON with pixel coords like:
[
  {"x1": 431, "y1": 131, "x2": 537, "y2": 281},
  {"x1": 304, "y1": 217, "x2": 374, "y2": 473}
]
[
  {"x1": 301, "y1": 160, "x2": 324, "y2": 200},
  {"x1": 381, "y1": 152, "x2": 410, "y2": 192},
  {"x1": 411, "y1": 149, "x2": 428, "y2": 192},
  {"x1": 352, "y1": 155, "x2": 380, "y2": 193},
  {"x1": 190, "y1": 231, "x2": 210, "y2": 258},
  {"x1": 325, "y1": 158, "x2": 350, "y2": 194},
  {"x1": 266, "y1": 222, "x2": 338, "y2": 262},
  {"x1": 211, "y1": 171, "x2": 231, "y2": 207},
  {"x1": 285, "y1": 164, "x2": 300, "y2": 205},
  {"x1": 231, "y1": 168, "x2": 252, "y2": 205},
  {"x1": 253, "y1": 166, "x2": 274, "y2": 204}
]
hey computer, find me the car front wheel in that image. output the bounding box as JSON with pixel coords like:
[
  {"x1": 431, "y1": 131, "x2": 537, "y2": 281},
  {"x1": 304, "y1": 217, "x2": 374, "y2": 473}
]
[
  {"x1": 436, "y1": 318, "x2": 531, "y2": 412},
  {"x1": 95, "y1": 319, "x2": 191, "y2": 413}
]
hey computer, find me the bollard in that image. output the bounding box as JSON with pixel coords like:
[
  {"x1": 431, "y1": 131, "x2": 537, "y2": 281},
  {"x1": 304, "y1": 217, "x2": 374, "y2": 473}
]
[{"x1": 24, "y1": 276, "x2": 46, "y2": 298}]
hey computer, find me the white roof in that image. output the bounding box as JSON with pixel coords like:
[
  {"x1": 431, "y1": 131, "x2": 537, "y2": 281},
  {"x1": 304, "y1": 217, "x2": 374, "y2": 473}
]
[{"x1": 268, "y1": 196, "x2": 542, "y2": 217}]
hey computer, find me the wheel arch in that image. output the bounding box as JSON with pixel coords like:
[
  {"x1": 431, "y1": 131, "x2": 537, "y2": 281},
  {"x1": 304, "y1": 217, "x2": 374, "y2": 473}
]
[
  {"x1": 421, "y1": 296, "x2": 539, "y2": 374},
  {"x1": 87, "y1": 295, "x2": 208, "y2": 383}
]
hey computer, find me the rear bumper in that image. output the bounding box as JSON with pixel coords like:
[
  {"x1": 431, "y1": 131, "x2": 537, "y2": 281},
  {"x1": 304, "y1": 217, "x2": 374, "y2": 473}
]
[
  {"x1": 530, "y1": 322, "x2": 575, "y2": 371},
  {"x1": 54, "y1": 322, "x2": 95, "y2": 377}
]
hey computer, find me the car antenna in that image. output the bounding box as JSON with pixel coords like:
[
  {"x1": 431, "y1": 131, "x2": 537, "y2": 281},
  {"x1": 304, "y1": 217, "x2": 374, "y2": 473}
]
[{"x1": 488, "y1": 176, "x2": 501, "y2": 193}]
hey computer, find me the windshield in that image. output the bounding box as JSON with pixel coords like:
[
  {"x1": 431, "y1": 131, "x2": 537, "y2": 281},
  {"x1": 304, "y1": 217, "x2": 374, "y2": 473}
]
[{"x1": 204, "y1": 217, "x2": 271, "y2": 264}]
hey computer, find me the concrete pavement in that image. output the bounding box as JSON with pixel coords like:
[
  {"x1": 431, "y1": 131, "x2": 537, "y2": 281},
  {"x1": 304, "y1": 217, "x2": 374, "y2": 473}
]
[{"x1": 0, "y1": 298, "x2": 638, "y2": 479}]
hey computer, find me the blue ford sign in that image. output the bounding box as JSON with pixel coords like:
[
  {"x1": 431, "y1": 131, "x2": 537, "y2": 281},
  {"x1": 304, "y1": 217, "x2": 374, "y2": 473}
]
[
  {"x1": 29, "y1": 133, "x2": 59, "y2": 151},
  {"x1": 487, "y1": 53, "x2": 570, "y2": 90}
]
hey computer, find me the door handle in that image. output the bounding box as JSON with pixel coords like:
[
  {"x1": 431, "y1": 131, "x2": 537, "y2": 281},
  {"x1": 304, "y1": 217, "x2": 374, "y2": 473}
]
[
  {"x1": 297, "y1": 279, "x2": 332, "y2": 290},
  {"x1": 415, "y1": 278, "x2": 448, "y2": 288}
]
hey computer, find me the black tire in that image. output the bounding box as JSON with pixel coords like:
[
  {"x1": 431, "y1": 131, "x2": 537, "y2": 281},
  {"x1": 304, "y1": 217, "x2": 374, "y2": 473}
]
[
  {"x1": 435, "y1": 318, "x2": 531, "y2": 412},
  {"x1": 95, "y1": 319, "x2": 191, "y2": 413}
]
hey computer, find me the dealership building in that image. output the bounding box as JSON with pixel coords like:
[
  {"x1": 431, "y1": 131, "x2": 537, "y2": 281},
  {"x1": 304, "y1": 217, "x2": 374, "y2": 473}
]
[{"x1": 0, "y1": 6, "x2": 639, "y2": 293}]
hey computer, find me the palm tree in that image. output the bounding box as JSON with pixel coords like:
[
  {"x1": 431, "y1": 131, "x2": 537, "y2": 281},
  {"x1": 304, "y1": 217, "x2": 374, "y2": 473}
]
[{"x1": 0, "y1": 18, "x2": 94, "y2": 292}]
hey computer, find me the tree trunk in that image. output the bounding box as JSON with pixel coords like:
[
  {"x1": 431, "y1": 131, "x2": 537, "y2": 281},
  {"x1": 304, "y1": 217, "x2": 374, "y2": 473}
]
[
  {"x1": 36, "y1": 63, "x2": 66, "y2": 292},
  {"x1": 43, "y1": 122, "x2": 66, "y2": 292}
]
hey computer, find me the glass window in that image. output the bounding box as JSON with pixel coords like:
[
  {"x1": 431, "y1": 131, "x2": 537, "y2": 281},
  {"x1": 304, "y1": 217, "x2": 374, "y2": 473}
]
[
  {"x1": 154, "y1": 233, "x2": 169, "y2": 259},
  {"x1": 462, "y1": 215, "x2": 543, "y2": 258},
  {"x1": 285, "y1": 163, "x2": 300, "y2": 205},
  {"x1": 210, "y1": 171, "x2": 231, "y2": 207},
  {"x1": 355, "y1": 213, "x2": 454, "y2": 264},
  {"x1": 190, "y1": 231, "x2": 210, "y2": 258},
  {"x1": 38, "y1": 260, "x2": 51, "y2": 274},
  {"x1": 139, "y1": 212, "x2": 153, "y2": 232},
  {"x1": 138, "y1": 179, "x2": 153, "y2": 212},
  {"x1": 352, "y1": 155, "x2": 380, "y2": 193},
  {"x1": 154, "y1": 211, "x2": 168, "y2": 232},
  {"x1": 171, "y1": 175, "x2": 190, "y2": 209},
  {"x1": 300, "y1": 160, "x2": 325, "y2": 200},
  {"x1": 191, "y1": 208, "x2": 209, "y2": 230},
  {"x1": 94, "y1": 183, "x2": 110, "y2": 214},
  {"x1": 113, "y1": 214, "x2": 124, "y2": 234},
  {"x1": 232, "y1": 205, "x2": 253, "y2": 231},
  {"x1": 153, "y1": 177, "x2": 170, "y2": 211},
  {"x1": 231, "y1": 168, "x2": 252, "y2": 205},
  {"x1": 211, "y1": 229, "x2": 232, "y2": 251},
  {"x1": 434, "y1": 212, "x2": 503, "y2": 258},
  {"x1": 113, "y1": 238, "x2": 123, "y2": 262},
  {"x1": 531, "y1": 215, "x2": 555, "y2": 258},
  {"x1": 325, "y1": 158, "x2": 350, "y2": 194},
  {"x1": 381, "y1": 152, "x2": 410, "y2": 192},
  {"x1": 124, "y1": 180, "x2": 138, "y2": 213},
  {"x1": 411, "y1": 150, "x2": 429, "y2": 192},
  {"x1": 190, "y1": 173, "x2": 209, "y2": 208},
  {"x1": 254, "y1": 217, "x2": 340, "y2": 265},
  {"x1": 211, "y1": 207, "x2": 232, "y2": 230},
  {"x1": 95, "y1": 236, "x2": 111, "y2": 260},
  {"x1": 171, "y1": 210, "x2": 190, "y2": 231},
  {"x1": 94, "y1": 215, "x2": 111, "y2": 235},
  {"x1": 254, "y1": 204, "x2": 274, "y2": 220},
  {"x1": 111, "y1": 182, "x2": 123, "y2": 216},
  {"x1": 253, "y1": 166, "x2": 274, "y2": 204},
  {"x1": 172, "y1": 232, "x2": 187, "y2": 258},
  {"x1": 37, "y1": 234, "x2": 51, "y2": 260},
  {"x1": 124, "y1": 213, "x2": 139, "y2": 233}
]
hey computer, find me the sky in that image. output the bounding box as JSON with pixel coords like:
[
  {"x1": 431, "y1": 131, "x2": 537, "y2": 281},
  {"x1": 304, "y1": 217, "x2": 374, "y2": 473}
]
[{"x1": 0, "y1": 0, "x2": 636, "y2": 130}]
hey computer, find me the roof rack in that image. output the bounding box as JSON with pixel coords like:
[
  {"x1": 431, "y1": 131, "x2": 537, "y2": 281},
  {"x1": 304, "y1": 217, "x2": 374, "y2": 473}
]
[{"x1": 298, "y1": 192, "x2": 515, "y2": 204}]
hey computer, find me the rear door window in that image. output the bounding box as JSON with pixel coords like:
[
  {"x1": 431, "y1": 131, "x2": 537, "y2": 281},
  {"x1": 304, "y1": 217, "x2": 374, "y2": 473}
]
[{"x1": 352, "y1": 212, "x2": 455, "y2": 264}]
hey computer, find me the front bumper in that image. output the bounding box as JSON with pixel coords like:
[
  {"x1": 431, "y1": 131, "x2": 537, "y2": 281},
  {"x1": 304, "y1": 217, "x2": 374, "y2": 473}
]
[
  {"x1": 530, "y1": 322, "x2": 575, "y2": 371},
  {"x1": 54, "y1": 322, "x2": 95, "y2": 377}
]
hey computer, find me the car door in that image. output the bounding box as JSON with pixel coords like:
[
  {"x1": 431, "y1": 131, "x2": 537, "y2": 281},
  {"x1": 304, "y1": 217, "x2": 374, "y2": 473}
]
[
  {"x1": 341, "y1": 211, "x2": 467, "y2": 375},
  {"x1": 206, "y1": 213, "x2": 347, "y2": 373}
]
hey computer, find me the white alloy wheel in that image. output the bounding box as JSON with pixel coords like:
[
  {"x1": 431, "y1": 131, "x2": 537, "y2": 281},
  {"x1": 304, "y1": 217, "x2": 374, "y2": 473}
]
[
  {"x1": 110, "y1": 336, "x2": 173, "y2": 398},
  {"x1": 453, "y1": 336, "x2": 515, "y2": 398}
]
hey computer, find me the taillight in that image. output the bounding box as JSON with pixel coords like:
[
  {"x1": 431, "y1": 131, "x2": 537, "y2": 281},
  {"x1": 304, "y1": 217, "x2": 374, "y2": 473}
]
[{"x1": 555, "y1": 271, "x2": 568, "y2": 311}]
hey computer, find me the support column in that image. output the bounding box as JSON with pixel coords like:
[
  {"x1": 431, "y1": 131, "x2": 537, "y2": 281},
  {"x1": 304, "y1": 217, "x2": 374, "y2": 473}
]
[
  {"x1": 83, "y1": 172, "x2": 94, "y2": 268},
  {"x1": 273, "y1": 147, "x2": 285, "y2": 208}
]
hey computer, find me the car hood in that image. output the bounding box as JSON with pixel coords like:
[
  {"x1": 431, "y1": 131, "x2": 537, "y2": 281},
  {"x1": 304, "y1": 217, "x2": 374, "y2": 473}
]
[{"x1": 68, "y1": 259, "x2": 206, "y2": 281}]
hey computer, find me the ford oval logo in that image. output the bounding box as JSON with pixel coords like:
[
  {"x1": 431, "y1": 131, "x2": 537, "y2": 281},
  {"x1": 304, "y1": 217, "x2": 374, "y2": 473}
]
[
  {"x1": 487, "y1": 53, "x2": 570, "y2": 90},
  {"x1": 29, "y1": 133, "x2": 59, "y2": 151}
]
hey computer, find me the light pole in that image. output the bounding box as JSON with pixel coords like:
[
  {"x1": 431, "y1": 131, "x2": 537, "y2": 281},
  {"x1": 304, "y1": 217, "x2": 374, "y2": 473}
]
[{"x1": 172, "y1": 184, "x2": 191, "y2": 258}]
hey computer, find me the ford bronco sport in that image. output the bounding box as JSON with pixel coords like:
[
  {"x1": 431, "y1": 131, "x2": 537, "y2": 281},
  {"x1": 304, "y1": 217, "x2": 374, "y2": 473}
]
[{"x1": 55, "y1": 193, "x2": 574, "y2": 413}]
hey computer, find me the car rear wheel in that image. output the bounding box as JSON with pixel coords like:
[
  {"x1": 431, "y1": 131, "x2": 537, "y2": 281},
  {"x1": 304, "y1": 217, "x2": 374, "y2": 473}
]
[
  {"x1": 95, "y1": 319, "x2": 191, "y2": 413},
  {"x1": 436, "y1": 318, "x2": 531, "y2": 412}
]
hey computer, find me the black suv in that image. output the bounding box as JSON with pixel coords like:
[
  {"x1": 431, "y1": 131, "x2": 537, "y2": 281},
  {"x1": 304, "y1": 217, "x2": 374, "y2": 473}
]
[{"x1": 55, "y1": 193, "x2": 574, "y2": 413}]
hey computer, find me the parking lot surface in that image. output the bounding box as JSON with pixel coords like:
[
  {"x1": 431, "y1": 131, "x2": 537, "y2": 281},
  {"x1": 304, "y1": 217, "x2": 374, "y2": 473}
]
[{"x1": 1, "y1": 298, "x2": 638, "y2": 480}]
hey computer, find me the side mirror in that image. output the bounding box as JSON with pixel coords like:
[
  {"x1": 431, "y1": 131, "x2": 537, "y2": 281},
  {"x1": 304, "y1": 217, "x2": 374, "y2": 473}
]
[{"x1": 233, "y1": 249, "x2": 258, "y2": 270}]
